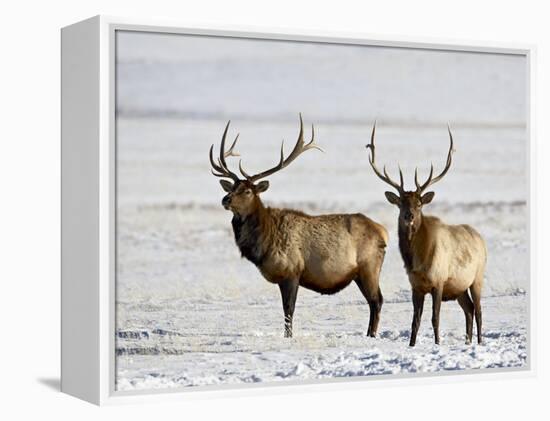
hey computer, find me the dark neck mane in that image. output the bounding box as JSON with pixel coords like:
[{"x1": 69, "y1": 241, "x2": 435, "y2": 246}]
[
  {"x1": 398, "y1": 215, "x2": 427, "y2": 272},
  {"x1": 397, "y1": 225, "x2": 414, "y2": 272},
  {"x1": 231, "y1": 201, "x2": 274, "y2": 267}
]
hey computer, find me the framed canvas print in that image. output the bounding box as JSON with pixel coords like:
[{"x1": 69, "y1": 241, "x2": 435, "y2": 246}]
[{"x1": 61, "y1": 16, "x2": 534, "y2": 405}]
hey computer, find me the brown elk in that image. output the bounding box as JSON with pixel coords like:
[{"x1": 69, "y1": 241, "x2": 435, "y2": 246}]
[
  {"x1": 210, "y1": 115, "x2": 388, "y2": 338},
  {"x1": 366, "y1": 123, "x2": 486, "y2": 346}
]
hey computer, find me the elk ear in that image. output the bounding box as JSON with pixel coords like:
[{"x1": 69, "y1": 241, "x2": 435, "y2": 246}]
[
  {"x1": 255, "y1": 180, "x2": 270, "y2": 193},
  {"x1": 219, "y1": 180, "x2": 234, "y2": 192},
  {"x1": 421, "y1": 191, "x2": 435, "y2": 205},
  {"x1": 385, "y1": 191, "x2": 400, "y2": 205}
]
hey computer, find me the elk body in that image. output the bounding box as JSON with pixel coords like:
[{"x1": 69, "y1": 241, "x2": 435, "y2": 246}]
[
  {"x1": 366, "y1": 124, "x2": 486, "y2": 346},
  {"x1": 210, "y1": 115, "x2": 388, "y2": 338}
]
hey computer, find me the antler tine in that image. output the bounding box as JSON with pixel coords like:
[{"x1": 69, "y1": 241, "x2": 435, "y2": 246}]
[
  {"x1": 366, "y1": 121, "x2": 404, "y2": 193},
  {"x1": 416, "y1": 124, "x2": 454, "y2": 193},
  {"x1": 277, "y1": 114, "x2": 324, "y2": 165},
  {"x1": 415, "y1": 163, "x2": 434, "y2": 192},
  {"x1": 239, "y1": 113, "x2": 323, "y2": 182},
  {"x1": 209, "y1": 144, "x2": 226, "y2": 175},
  {"x1": 219, "y1": 121, "x2": 233, "y2": 171},
  {"x1": 209, "y1": 121, "x2": 240, "y2": 182},
  {"x1": 398, "y1": 164, "x2": 404, "y2": 189},
  {"x1": 216, "y1": 133, "x2": 240, "y2": 168},
  {"x1": 238, "y1": 158, "x2": 253, "y2": 179},
  {"x1": 224, "y1": 134, "x2": 240, "y2": 158}
]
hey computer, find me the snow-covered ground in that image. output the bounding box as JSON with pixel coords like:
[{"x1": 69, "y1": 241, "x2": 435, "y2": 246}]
[
  {"x1": 115, "y1": 118, "x2": 528, "y2": 391},
  {"x1": 116, "y1": 296, "x2": 527, "y2": 391}
]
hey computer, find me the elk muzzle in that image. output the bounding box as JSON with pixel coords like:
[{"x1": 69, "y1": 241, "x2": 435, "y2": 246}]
[
  {"x1": 401, "y1": 212, "x2": 417, "y2": 240},
  {"x1": 222, "y1": 195, "x2": 232, "y2": 210}
]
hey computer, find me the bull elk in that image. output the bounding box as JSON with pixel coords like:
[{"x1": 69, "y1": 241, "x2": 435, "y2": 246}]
[
  {"x1": 366, "y1": 123, "x2": 487, "y2": 346},
  {"x1": 210, "y1": 115, "x2": 388, "y2": 338}
]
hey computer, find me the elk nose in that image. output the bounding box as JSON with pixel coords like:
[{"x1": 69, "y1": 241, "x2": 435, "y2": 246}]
[{"x1": 222, "y1": 196, "x2": 231, "y2": 207}]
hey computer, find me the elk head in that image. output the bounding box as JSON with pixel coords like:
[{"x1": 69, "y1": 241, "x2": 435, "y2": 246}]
[
  {"x1": 210, "y1": 114, "x2": 323, "y2": 217},
  {"x1": 366, "y1": 122, "x2": 454, "y2": 240}
]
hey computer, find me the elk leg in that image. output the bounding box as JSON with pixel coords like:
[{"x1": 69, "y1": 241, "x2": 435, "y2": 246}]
[
  {"x1": 431, "y1": 287, "x2": 443, "y2": 345},
  {"x1": 279, "y1": 279, "x2": 299, "y2": 338},
  {"x1": 457, "y1": 291, "x2": 474, "y2": 344},
  {"x1": 375, "y1": 287, "x2": 384, "y2": 336},
  {"x1": 356, "y1": 260, "x2": 384, "y2": 337},
  {"x1": 409, "y1": 290, "x2": 425, "y2": 347},
  {"x1": 356, "y1": 284, "x2": 383, "y2": 337},
  {"x1": 470, "y1": 281, "x2": 483, "y2": 344}
]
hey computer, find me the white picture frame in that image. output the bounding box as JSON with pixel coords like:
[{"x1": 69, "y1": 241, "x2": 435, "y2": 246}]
[{"x1": 61, "y1": 15, "x2": 536, "y2": 405}]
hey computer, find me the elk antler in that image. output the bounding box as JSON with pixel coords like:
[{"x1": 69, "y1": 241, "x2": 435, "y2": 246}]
[
  {"x1": 414, "y1": 124, "x2": 454, "y2": 193},
  {"x1": 209, "y1": 121, "x2": 241, "y2": 182},
  {"x1": 365, "y1": 121, "x2": 405, "y2": 193},
  {"x1": 238, "y1": 113, "x2": 323, "y2": 182}
]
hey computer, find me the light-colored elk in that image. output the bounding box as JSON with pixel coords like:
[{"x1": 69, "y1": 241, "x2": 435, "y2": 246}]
[
  {"x1": 366, "y1": 123, "x2": 486, "y2": 346},
  {"x1": 210, "y1": 115, "x2": 388, "y2": 338}
]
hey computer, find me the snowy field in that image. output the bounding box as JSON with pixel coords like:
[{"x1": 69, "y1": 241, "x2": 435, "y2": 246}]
[
  {"x1": 116, "y1": 296, "x2": 527, "y2": 390},
  {"x1": 115, "y1": 32, "x2": 528, "y2": 391},
  {"x1": 115, "y1": 119, "x2": 528, "y2": 391}
]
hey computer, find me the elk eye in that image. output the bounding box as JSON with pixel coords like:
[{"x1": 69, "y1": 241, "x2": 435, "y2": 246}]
[{"x1": 245, "y1": 190, "x2": 252, "y2": 195}]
